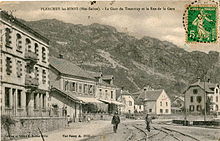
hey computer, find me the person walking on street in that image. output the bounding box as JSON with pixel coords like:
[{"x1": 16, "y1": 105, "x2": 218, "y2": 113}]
[
  {"x1": 145, "y1": 114, "x2": 152, "y2": 132},
  {"x1": 111, "y1": 112, "x2": 120, "y2": 133}
]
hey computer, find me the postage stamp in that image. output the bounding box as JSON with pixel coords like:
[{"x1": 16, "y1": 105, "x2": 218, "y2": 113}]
[{"x1": 186, "y1": 4, "x2": 218, "y2": 43}]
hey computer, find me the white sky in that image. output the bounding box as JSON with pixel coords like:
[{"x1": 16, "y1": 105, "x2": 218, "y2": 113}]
[{"x1": 0, "y1": 1, "x2": 219, "y2": 53}]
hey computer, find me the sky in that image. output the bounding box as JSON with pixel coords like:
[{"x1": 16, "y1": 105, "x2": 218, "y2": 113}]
[{"x1": 0, "y1": 1, "x2": 219, "y2": 53}]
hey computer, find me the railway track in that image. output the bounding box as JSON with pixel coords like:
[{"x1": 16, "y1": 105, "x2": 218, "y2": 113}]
[
  {"x1": 152, "y1": 126, "x2": 200, "y2": 141},
  {"x1": 130, "y1": 123, "x2": 200, "y2": 141},
  {"x1": 125, "y1": 125, "x2": 148, "y2": 141}
]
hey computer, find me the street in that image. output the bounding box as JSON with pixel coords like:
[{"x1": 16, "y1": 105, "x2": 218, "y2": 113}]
[{"x1": 17, "y1": 119, "x2": 220, "y2": 141}]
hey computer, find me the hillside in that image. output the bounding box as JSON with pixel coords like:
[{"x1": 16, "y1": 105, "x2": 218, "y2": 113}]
[{"x1": 24, "y1": 19, "x2": 220, "y2": 98}]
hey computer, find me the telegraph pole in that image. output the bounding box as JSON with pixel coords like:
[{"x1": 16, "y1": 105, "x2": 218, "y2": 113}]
[{"x1": 204, "y1": 76, "x2": 207, "y2": 121}]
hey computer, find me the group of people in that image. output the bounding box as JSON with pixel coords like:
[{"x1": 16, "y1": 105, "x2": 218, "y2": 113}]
[{"x1": 111, "y1": 112, "x2": 152, "y2": 133}]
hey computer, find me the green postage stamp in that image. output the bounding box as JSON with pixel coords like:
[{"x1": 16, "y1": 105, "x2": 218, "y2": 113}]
[{"x1": 187, "y1": 5, "x2": 218, "y2": 43}]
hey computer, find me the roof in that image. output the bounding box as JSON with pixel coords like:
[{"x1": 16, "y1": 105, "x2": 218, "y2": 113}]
[
  {"x1": 102, "y1": 75, "x2": 114, "y2": 80},
  {"x1": 50, "y1": 57, "x2": 95, "y2": 80},
  {"x1": 0, "y1": 10, "x2": 49, "y2": 44},
  {"x1": 133, "y1": 88, "x2": 164, "y2": 101},
  {"x1": 76, "y1": 97, "x2": 103, "y2": 104},
  {"x1": 87, "y1": 71, "x2": 102, "y2": 78},
  {"x1": 50, "y1": 87, "x2": 81, "y2": 103},
  {"x1": 121, "y1": 90, "x2": 131, "y2": 95},
  {"x1": 184, "y1": 81, "x2": 218, "y2": 93}
]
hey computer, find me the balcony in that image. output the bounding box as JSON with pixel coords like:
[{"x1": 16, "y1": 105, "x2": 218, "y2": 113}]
[
  {"x1": 24, "y1": 51, "x2": 38, "y2": 65},
  {"x1": 25, "y1": 74, "x2": 39, "y2": 88}
]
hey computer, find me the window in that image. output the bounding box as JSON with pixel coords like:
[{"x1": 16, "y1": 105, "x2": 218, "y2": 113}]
[
  {"x1": 64, "y1": 81, "x2": 68, "y2": 91},
  {"x1": 216, "y1": 96, "x2": 218, "y2": 102},
  {"x1": 216, "y1": 89, "x2": 218, "y2": 94},
  {"x1": 71, "y1": 82, "x2": 76, "y2": 91},
  {"x1": 149, "y1": 109, "x2": 152, "y2": 113},
  {"x1": 189, "y1": 105, "x2": 194, "y2": 111},
  {"x1": 196, "y1": 105, "x2": 201, "y2": 111},
  {"x1": 196, "y1": 96, "x2": 202, "y2": 103},
  {"x1": 42, "y1": 70, "x2": 46, "y2": 84},
  {"x1": 166, "y1": 102, "x2": 168, "y2": 106},
  {"x1": 35, "y1": 67, "x2": 39, "y2": 80},
  {"x1": 139, "y1": 105, "x2": 142, "y2": 109},
  {"x1": 193, "y1": 89, "x2": 198, "y2": 94},
  {"x1": 5, "y1": 87, "x2": 10, "y2": 108},
  {"x1": 216, "y1": 105, "x2": 219, "y2": 111},
  {"x1": 16, "y1": 33, "x2": 22, "y2": 51},
  {"x1": 160, "y1": 101, "x2": 162, "y2": 106},
  {"x1": 129, "y1": 101, "x2": 132, "y2": 106},
  {"x1": 34, "y1": 93, "x2": 37, "y2": 109},
  {"x1": 42, "y1": 47, "x2": 46, "y2": 62},
  {"x1": 6, "y1": 57, "x2": 12, "y2": 75},
  {"x1": 165, "y1": 109, "x2": 169, "y2": 113},
  {"x1": 84, "y1": 84, "x2": 88, "y2": 94},
  {"x1": 17, "y1": 90, "x2": 22, "y2": 108},
  {"x1": 99, "y1": 89, "x2": 102, "y2": 98},
  {"x1": 16, "y1": 60, "x2": 22, "y2": 78},
  {"x1": 160, "y1": 109, "x2": 163, "y2": 113},
  {"x1": 111, "y1": 91, "x2": 113, "y2": 99},
  {"x1": 105, "y1": 90, "x2": 108, "y2": 99},
  {"x1": 79, "y1": 84, "x2": 82, "y2": 93},
  {"x1": 5, "y1": 28, "x2": 12, "y2": 46},
  {"x1": 34, "y1": 43, "x2": 38, "y2": 56},
  {"x1": 210, "y1": 96, "x2": 213, "y2": 102},
  {"x1": 190, "y1": 96, "x2": 194, "y2": 102},
  {"x1": 42, "y1": 94, "x2": 46, "y2": 109},
  {"x1": 89, "y1": 85, "x2": 93, "y2": 94},
  {"x1": 25, "y1": 38, "x2": 31, "y2": 52}
]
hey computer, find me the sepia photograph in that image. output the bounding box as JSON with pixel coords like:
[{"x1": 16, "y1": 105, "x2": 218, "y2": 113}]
[{"x1": 0, "y1": 0, "x2": 220, "y2": 141}]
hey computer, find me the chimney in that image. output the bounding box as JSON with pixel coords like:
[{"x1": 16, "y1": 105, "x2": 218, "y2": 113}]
[
  {"x1": 59, "y1": 54, "x2": 64, "y2": 59},
  {"x1": 207, "y1": 79, "x2": 211, "y2": 83},
  {"x1": 197, "y1": 77, "x2": 200, "y2": 83}
]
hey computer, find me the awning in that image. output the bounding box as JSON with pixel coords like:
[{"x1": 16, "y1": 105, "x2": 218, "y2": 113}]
[
  {"x1": 99, "y1": 99, "x2": 124, "y2": 106},
  {"x1": 111, "y1": 101, "x2": 124, "y2": 106},
  {"x1": 99, "y1": 99, "x2": 112, "y2": 104},
  {"x1": 77, "y1": 97, "x2": 103, "y2": 104}
]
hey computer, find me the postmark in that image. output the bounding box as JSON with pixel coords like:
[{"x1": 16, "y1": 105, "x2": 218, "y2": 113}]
[{"x1": 183, "y1": 1, "x2": 219, "y2": 43}]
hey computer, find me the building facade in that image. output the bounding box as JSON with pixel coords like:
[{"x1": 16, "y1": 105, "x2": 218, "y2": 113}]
[
  {"x1": 0, "y1": 11, "x2": 50, "y2": 117},
  {"x1": 89, "y1": 71, "x2": 122, "y2": 114},
  {"x1": 49, "y1": 56, "x2": 107, "y2": 121},
  {"x1": 184, "y1": 80, "x2": 220, "y2": 114},
  {"x1": 133, "y1": 87, "x2": 171, "y2": 115},
  {"x1": 117, "y1": 90, "x2": 134, "y2": 114}
]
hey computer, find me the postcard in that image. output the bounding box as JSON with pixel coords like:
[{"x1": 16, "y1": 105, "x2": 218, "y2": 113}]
[{"x1": 0, "y1": 1, "x2": 220, "y2": 141}]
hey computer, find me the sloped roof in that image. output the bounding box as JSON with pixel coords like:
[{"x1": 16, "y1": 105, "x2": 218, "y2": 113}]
[
  {"x1": 102, "y1": 75, "x2": 114, "y2": 80},
  {"x1": 49, "y1": 57, "x2": 95, "y2": 80},
  {"x1": 185, "y1": 81, "x2": 217, "y2": 93},
  {"x1": 87, "y1": 71, "x2": 102, "y2": 78},
  {"x1": 133, "y1": 88, "x2": 164, "y2": 101},
  {"x1": 50, "y1": 87, "x2": 81, "y2": 103}
]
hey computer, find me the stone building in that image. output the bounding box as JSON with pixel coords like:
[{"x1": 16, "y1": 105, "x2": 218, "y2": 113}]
[
  {"x1": 133, "y1": 87, "x2": 171, "y2": 115},
  {"x1": 89, "y1": 71, "x2": 122, "y2": 114},
  {"x1": 49, "y1": 56, "x2": 106, "y2": 121},
  {"x1": 0, "y1": 11, "x2": 50, "y2": 117},
  {"x1": 184, "y1": 79, "x2": 220, "y2": 114}
]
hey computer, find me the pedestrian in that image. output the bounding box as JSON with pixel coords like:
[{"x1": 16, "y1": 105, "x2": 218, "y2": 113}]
[
  {"x1": 111, "y1": 112, "x2": 120, "y2": 133},
  {"x1": 67, "y1": 115, "x2": 71, "y2": 127},
  {"x1": 145, "y1": 114, "x2": 152, "y2": 132}
]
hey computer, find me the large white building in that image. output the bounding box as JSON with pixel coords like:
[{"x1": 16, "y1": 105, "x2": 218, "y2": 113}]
[
  {"x1": 0, "y1": 11, "x2": 50, "y2": 117},
  {"x1": 184, "y1": 79, "x2": 220, "y2": 114},
  {"x1": 133, "y1": 87, "x2": 171, "y2": 115},
  {"x1": 117, "y1": 90, "x2": 134, "y2": 114}
]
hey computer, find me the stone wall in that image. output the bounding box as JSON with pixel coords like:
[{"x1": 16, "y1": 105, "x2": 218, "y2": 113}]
[{"x1": 1, "y1": 117, "x2": 66, "y2": 141}]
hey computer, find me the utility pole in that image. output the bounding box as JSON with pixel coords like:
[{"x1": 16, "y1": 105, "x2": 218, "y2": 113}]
[
  {"x1": 184, "y1": 91, "x2": 187, "y2": 125},
  {"x1": 204, "y1": 76, "x2": 207, "y2": 121}
]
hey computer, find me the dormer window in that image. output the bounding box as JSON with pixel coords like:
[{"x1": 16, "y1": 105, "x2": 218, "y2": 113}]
[{"x1": 193, "y1": 89, "x2": 198, "y2": 94}]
